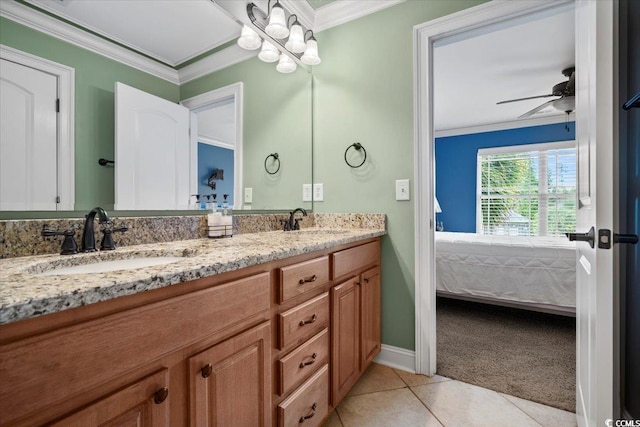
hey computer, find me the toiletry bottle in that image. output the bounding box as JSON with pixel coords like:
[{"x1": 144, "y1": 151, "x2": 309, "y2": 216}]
[
  {"x1": 190, "y1": 194, "x2": 200, "y2": 210},
  {"x1": 222, "y1": 194, "x2": 229, "y2": 216}
]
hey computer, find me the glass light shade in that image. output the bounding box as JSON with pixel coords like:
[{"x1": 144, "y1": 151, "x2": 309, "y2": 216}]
[
  {"x1": 284, "y1": 23, "x2": 305, "y2": 53},
  {"x1": 301, "y1": 38, "x2": 321, "y2": 65},
  {"x1": 258, "y1": 40, "x2": 279, "y2": 63},
  {"x1": 276, "y1": 53, "x2": 296, "y2": 73},
  {"x1": 265, "y1": 4, "x2": 289, "y2": 39},
  {"x1": 553, "y1": 96, "x2": 575, "y2": 113},
  {"x1": 237, "y1": 25, "x2": 261, "y2": 50}
]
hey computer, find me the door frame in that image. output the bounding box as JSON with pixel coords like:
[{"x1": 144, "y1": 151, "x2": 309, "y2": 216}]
[
  {"x1": 412, "y1": 0, "x2": 574, "y2": 375},
  {"x1": 0, "y1": 44, "x2": 75, "y2": 210},
  {"x1": 181, "y1": 82, "x2": 243, "y2": 209}
]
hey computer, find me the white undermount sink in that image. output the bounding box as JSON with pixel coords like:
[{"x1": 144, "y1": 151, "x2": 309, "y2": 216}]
[{"x1": 36, "y1": 256, "x2": 185, "y2": 276}]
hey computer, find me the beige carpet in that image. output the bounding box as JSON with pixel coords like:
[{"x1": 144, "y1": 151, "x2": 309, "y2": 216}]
[{"x1": 436, "y1": 297, "x2": 576, "y2": 412}]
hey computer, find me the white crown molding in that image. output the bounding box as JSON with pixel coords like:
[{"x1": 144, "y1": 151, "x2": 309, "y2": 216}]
[
  {"x1": 197, "y1": 136, "x2": 235, "y2": 150},
  {"x1": 434, "y1": 113, "x2": 575, "y2": 138},
  {"x1": 314, "y1": 0, "x2": 406, "y2": 33},
  {"x1": 0, "y1": 1, "x2": 180, "y2": 84},
  {"x1": 177, "y1": 44, "x2": 257, "y2": 84},
  {"x1": 281, "y1": 0, "x2": 316, "y2": 30}
]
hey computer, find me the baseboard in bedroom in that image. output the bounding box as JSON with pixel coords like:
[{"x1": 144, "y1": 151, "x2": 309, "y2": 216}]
[{"x1": 374, "y1": 344, "x2": 416, "y2": 373}]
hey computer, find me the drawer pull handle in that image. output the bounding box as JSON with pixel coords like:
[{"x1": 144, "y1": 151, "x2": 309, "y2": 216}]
[
  {"x1": 299, "y1": 314, "x2": 317, "y2": 326},
  {"x1": 355, "y1": 281, "x2": 361, "y2": 286},
  {"x1": 298, "y1": 274, "x2": 318, "y2": 285},
  {"x1": 201, "y1": 363, "x2": 213, "y2": 378},
  {"x1": 299, "y1": 353, "x2": 318, "y2": 368},
  {"x1": 153, "y1": 387, "x2": 169, "y2": 404},
  {"x1": 299, "y1": 403, "x2": 317, "y2": 423}
]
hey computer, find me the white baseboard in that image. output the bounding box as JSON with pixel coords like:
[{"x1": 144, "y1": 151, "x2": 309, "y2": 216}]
[{"x1": 373, "y1": 344, "x2": 416, "y2": 373}]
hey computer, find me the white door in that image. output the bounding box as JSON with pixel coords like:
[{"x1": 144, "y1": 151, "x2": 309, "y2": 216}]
[
  {"x1": 575, "y1": 1, "x2": 617, "y2": 426},
  {"x1": 115, "y1": 82, "x2": 190, "y2": 210},
  {"x1": 0, "y1": 58, "x2": 58, "y2": 210}
]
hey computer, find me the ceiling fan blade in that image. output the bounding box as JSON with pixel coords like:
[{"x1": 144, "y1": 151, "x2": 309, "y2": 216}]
[
  {"x1": 496, "y1": 94, "x2": 556, "y2": 105},
  {"x1": 518, "y1": 99, "x2": 557, "y2": 118}
]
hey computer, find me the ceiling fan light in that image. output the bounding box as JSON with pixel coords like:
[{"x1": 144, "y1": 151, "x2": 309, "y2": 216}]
[
  {"x1": 276, "y1": 53, "x2": 296, "y2": 73},
  {"x1": 553, "y1": 96, "x2": 575, "y2": 113},
  {"x1": 258, "y1": 40, "x2": 280, "y2": 63},
  {"x1": 237, "y1": 25, "x2": 261, "y2": 50},
  {"x1": 301, "y1": 38, "x2": 321, "y2": 66},
  {"x1": 285, "y1": 23, "x2": 305, "y2": 53},
  {"x1": 265, "y1": 3, "x2": 289, "y2": 39}
]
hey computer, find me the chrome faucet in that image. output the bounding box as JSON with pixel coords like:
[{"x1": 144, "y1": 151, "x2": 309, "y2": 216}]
[
  {"x1": 81, "y1": 207, "x2": 110, "y2": 252},
  {"x1": 284, "y1": 208, "x2": 307, "y2": 231}
]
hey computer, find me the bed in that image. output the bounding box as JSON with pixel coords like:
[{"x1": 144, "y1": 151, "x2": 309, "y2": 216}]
[{"x1": 435, "y1": 232, "x2": 576, "y2": 316}]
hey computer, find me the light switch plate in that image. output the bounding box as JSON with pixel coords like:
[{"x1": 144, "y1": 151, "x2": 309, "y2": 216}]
[
  {"x1": 303, "y1": 184, "x2": 312, "y2": 202},
  {"x1": 396, "y1": 179, "x2": 410, "y2": 201},
  {"x1": 244, "y1": 187, "x2": 253, "y2": 204},
  {"x1": 313, "y1": 183, "x2": 324, "y2": 202}
]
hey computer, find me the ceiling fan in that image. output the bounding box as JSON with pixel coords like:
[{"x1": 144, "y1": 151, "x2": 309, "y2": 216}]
[{"x1": 497, "y1": 67, "x2": 575, "y2": 119}]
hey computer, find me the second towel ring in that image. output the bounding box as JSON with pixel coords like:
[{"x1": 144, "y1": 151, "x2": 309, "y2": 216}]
[
  {"x1": 264, "y1": 153, "x2": 280, "y2": 175},
  {"x1": 344, "y1": 143, "x2": 367, "y2": 168}
]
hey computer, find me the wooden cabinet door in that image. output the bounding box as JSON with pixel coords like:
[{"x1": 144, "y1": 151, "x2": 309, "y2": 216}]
[
  {"x1": 360, "y1": 267, "x2": 381, "y2": 368},
  {"x1": 189, "y1": 321, "x2": 271, "y2": 427},
  {"x1": 331, "y1": 277, "x2": 360, "y2": 406},
  {"x1": 50, "y1": 370, "x2": 169, "y2": 427}
]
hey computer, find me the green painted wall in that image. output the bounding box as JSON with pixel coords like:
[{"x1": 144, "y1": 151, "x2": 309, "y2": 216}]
[
  {"x1": 0, "y1": 17, "x2": 180, "y2": 212},
  {"x1": 312, "y1": 0, "x2": 486, "y2": 350},
  {"x1": 181, "y1": 59, "x2": 312, "y2": 211}
]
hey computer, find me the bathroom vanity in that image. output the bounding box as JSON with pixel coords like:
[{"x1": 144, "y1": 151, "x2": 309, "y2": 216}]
[{"x1": 0, "y1": 228, "x2": 383, "y2": 426}]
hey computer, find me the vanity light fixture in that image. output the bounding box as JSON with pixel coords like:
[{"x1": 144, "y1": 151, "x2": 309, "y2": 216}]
[
  {"x1": 239, "y1": 0, "x2": 321, "y2": 73},
  {"x1": 237, "y1": 25, "x2": 261, "y2": 50}
]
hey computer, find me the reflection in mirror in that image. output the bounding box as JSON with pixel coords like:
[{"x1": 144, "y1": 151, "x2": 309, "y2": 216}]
[
  {"x1": 195, "y1": 97, "x2": 239, "y2": 209},
  {"x1": 0, "y1": 1, "x2": 314, "y2": 218}
]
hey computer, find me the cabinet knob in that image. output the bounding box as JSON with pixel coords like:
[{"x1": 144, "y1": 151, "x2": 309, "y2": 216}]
[
  {"x1": 299, "y1": 353, "x2": 318, "y2": 369},
  {"x1": 298, "y1": 274, "x2": 318, "y2": 285},
  {"x1": 201, "y1": 363, "x2": 213, "y2": 378},
  {"x1": 299, "y1": 403, "x2": 317, "y2": 423},
  {"x1": 153, "y1": 387, "x2": 169, "y2": 404},
  {"x1": 364, "y1": 277, "x2": 369, "y2": 283},
  {"x1": 355, "y1": 281, "x2": 361, "y2": 286},
  {"x1": 299, "y1": 314, "x2": 317, "y2": 326}
]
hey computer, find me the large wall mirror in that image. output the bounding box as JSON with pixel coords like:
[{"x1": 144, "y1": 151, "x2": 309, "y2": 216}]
[{"x1": 0, "y1": 1, "x2": 313, "y2": 219}]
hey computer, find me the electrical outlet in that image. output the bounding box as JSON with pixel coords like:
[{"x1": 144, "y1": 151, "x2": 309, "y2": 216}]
[
  {"x1": 244, "y1": 187, "x2": 253, "y2": 204},
  {"x1": 396, "y1": 179, "x2": 410, "y2": 201},
  {"x1": 313, "y1": 183, "x2": 324, "y2": 202},
  {"x1": 303, "y1": 184, "x2": 312, "y2": 202}
]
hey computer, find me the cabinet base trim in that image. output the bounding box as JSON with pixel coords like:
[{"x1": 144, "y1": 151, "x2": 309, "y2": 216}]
[{"x1": 374, "y1": 344, "x2": 415, "y2": 373}]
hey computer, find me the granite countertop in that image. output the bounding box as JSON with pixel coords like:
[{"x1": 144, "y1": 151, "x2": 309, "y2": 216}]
[{"x1": 0, "y1": 228, "x2": 385, "y2": 325}]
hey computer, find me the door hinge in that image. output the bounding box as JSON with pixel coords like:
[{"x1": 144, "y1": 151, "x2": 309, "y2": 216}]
[
  {"x1": 56, "y1": 196, "x2": 60, "y2": 203},
  {"x1": 56, "y1": 99, "x2": 60, "y2": 113}
]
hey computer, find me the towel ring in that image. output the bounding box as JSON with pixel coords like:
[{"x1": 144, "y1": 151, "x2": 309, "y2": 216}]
[
  {"x1": 264, "y1": 153, "x2": 280, "y2": 175},
  {"x1": 344, "y1": 143, "x2": 367, "y2": 168}
]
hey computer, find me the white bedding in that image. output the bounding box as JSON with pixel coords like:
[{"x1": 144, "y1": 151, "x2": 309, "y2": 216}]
[{"x1": 435, "y1": 232, "x2": 576, "y2": 310}]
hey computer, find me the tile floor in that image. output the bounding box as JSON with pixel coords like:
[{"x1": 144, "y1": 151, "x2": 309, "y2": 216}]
[{"x1": 322, "y1": 363, "x2": 577, "y2": 427}]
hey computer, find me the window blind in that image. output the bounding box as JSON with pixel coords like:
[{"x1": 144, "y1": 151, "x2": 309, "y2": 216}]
[{"x1": 478, "y1": 144, "x2": 576, "y2": 237}]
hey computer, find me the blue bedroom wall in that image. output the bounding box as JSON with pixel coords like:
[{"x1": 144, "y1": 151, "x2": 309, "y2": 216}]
[
  {"x1": 435, "y1": 122, "x2": 575, "y2": 233},
  {"x1": 197, "y1": 143, "x2": 234, "y2": 208}
]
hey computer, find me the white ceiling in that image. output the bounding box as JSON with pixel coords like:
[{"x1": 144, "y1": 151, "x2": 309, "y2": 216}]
[
  {"x1": 20, "y1": 0, "x2": 574, "y2": 132},
  {"x1": 26, "y1": 0, "x2": 242, "y2": 66},
  {"x1": 434, "y1": 7, "x2": 575, "y2": 132},
  {"x1": 197, "y1": 100, "x2": 236, "y2": 146}
]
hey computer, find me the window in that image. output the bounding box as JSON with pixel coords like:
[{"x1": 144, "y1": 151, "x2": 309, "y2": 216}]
[{"x1": 477, "y1": 141, "x2": 576, "y2": 237}]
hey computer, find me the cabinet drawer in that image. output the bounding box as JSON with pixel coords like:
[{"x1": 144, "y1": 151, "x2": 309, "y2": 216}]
[
  {"x1": 277, "y1": 328, "x2": 329, "y2": 396},
  {"x1": 278, "y1": 364, "x2": 329, "y2": 427},
  {"x1": 332, "y1": 241, "x2": 379, "y2": 279},
  {"x1": 279, "y1": 256, "x2": 329, "y2": 303},
  {"x1": 278, "y1": 293, "x2": 329, "y2": 350}
]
